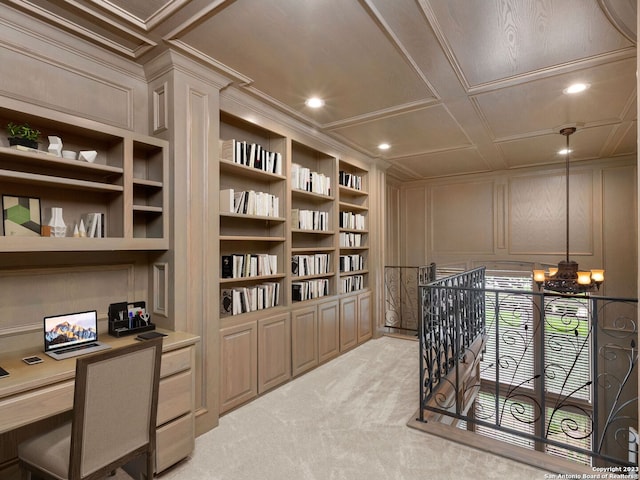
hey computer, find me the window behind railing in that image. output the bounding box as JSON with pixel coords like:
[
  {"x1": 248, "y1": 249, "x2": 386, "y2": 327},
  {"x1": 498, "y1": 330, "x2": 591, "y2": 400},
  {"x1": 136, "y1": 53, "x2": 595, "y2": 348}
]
[{"x1": 420, "y1": 267, "x2": 638, "y2": 468}]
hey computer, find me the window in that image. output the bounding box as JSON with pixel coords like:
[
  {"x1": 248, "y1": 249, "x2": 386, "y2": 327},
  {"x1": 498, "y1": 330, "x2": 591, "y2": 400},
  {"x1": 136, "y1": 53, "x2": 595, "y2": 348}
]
[{"x1": 476, "y1": 271, "x2": 591, "y2": 464}]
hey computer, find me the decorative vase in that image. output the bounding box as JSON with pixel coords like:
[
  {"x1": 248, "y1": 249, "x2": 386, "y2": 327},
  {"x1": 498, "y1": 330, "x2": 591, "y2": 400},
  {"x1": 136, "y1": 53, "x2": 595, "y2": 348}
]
[{"x1": 48, "y1": 207, "x2": 66, "y2": 237}]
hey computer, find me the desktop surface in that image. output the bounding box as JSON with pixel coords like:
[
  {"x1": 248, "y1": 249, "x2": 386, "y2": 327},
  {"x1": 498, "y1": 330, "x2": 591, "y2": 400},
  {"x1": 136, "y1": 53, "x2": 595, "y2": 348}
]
[{"x1": 0, "y1": 329, "x2": 198, "y2": 434}]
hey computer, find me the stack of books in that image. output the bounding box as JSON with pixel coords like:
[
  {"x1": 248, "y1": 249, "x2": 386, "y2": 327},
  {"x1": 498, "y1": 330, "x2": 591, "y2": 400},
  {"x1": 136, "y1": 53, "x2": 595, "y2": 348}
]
[
  {"x1": 220, "y1": 139, "x2": 282, "y2": 175},
  {"x1": 220, "y1": 282, "x2": 280, "y2": 316},
  {"x1": 221, "y1": 253, "x2": 278, "y2": 278},
  {"x1": 339, "y1": 170, "x2": 362, "y2": 190},
  {"x1": 292, "y1": 253, "x2": 331, "y2": 277},
  {"x1": 220, "y1": 189, "x2": 279, "y2": 217},
  {"x1": 291, "y1": 209, "x2": 329, "y2": 231},
  {"x1": 291, "y1": 163, "x2": 331, "y2": 195},
  {"x1": 291, "y1": 278, "x2": 329, "y2": 301}
]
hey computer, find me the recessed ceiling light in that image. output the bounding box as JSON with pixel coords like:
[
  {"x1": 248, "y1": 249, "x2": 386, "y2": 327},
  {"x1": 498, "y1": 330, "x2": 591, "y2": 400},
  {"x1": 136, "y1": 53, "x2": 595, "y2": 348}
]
[
  {"x1": 305, "y1": 97, "x2": 324, "y2": 108},
  {"x1": 378, "y1": 143, "x2": 390, "y2": 150},
  {"x1": 563, "y1": 83, "x2": 590, "y2": 95}
]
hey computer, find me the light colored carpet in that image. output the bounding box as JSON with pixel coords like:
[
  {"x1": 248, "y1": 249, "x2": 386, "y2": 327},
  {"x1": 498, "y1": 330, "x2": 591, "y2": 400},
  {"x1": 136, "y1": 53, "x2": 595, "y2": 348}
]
[{"x1": 117, "y1": 335, "x2": 545, "y2": 480}]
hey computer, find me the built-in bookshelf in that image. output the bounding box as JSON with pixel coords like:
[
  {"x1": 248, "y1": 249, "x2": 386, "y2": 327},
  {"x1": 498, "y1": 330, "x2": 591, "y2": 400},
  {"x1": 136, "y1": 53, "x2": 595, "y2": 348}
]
[
  {"x1": 290, "y1": 141, "x2": 336, "y2": 303},
  {"x1": 219, "y1": 113, "x2": 287, "y2": 317},
  {"x1": 218, "y1": 112, "x2": 373, "y2": 415},
  {"x1": 338, "y1": 160, "x2": 369, "y2": 294},
  {"x1": 0, "y1": 106, "x2": 168, "y2": 251}
]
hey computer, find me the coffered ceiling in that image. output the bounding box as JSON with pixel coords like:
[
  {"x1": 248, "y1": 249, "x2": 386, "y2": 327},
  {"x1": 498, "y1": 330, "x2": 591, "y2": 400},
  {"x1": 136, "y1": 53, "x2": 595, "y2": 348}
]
[{"x1": 5, "y1": 0, "x2": 637, "y2": 181}]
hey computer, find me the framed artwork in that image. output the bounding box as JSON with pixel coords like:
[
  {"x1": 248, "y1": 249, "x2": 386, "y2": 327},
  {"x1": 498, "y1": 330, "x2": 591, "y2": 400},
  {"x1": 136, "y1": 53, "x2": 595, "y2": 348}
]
[{"x1": 2, "y1": 195, "x2": 41, "y2": 237}]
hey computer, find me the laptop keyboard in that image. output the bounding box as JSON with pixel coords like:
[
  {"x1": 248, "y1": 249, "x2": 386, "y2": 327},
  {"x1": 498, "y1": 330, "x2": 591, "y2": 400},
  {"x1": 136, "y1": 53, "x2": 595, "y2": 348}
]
[{"x1": 52, "y1": 343, "x2": 98, "y2": 354}]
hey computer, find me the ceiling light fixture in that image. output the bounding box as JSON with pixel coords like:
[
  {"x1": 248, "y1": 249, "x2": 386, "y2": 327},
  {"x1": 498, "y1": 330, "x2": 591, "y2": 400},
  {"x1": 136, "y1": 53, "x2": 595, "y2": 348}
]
[
  {"x1": 378, "y1": 143, "x2": 390, "y2": 150},
  {"x1": 563, "y1": 83, "x2": 590, "y2": 95},
  {"x1": 533, "y1": 127, "x2": 604, "y2": 294},
  {"x1": 305, "y1": 97, "x2": 325, "y2": 108}
]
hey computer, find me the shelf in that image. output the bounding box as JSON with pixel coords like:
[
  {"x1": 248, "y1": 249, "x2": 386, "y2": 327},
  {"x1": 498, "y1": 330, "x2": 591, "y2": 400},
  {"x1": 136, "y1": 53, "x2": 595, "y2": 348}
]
[
  {"x1": 292, "y1": 272, "x2": 334, "y2": 281},
  {"x1": 291, "y1": 229, "x2": 335, "y2": 235},
  {"x1": 219, "y1": 159, "x2": 285, "y2": 182},
  {"x1": 339, "y1": 228, "x2": 368, "y2": 234},
  {"x1": 339, "y1": 201, "x2": 368, "y2": 212},
  {"x1": 220, "y1": 235, "x2": 286, "y2": 242},
  {"x1": 0, "y1": 236, "x2": 168, "y2": 252},
  {"x1": 339, "y1": 245, "x2": 368, "y2": 251},
  {"x1": 220, "y1": 273, "x2": 286, "y2": 284},
  {"x1": 220, "y1": 212, "x2": 286, "y2": 222},
  {"x1": 338, "y1": 185, "x2": 368, "y2": 197},
  {"x1": 291, "y1": 188, "x2": 334, "y2": 202},
  {"x1": 0, "y1": 169, "x2": 123, "y2": 192},
  {"x1": 133, "y1": 178, "x2": 163, "y2": 188},
  {"x1": 339, "y1": 269, "x2": 369, "y2": 277},
  {"x1": 0, "y1": 146, "x2": 124, "y2": 177},
  {"x1": 292, "y1": 246, "x2": 335, "y2": 253},
  {"x1": 133, "y1": 205, "x2": 163, "y2": 213}
]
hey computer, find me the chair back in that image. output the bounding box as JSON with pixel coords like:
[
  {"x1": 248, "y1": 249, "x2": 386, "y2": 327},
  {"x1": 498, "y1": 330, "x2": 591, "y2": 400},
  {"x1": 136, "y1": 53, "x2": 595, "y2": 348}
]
[{"x1": 69, "y1": 337, "x2": 162, "y2": 478}]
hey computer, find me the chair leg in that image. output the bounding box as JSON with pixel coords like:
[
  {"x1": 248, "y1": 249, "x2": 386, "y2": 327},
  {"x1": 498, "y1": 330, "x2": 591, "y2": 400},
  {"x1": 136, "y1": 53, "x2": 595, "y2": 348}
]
[{"x1": 146, "y1": 451, "x2": 154, "y2": 480}]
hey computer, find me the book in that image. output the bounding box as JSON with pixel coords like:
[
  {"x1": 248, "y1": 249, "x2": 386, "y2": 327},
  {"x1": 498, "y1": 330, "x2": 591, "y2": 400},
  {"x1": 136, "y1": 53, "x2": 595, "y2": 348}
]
[
  {"x1": 220, "y1": 188, "x2": 234, "y2": 213},
  {"x1": 220, "y1": 289, "x2": 233, "y2": 316},
  {"x1": 221, "y1": 255, "x2": 233, "y2": 278}
]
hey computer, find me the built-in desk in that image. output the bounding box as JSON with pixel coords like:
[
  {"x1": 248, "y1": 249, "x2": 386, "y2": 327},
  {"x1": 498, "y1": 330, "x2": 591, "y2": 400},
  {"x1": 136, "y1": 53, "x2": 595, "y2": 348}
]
[{"x1": 0, "y1": 329, "x2": 199, "y2": 476}]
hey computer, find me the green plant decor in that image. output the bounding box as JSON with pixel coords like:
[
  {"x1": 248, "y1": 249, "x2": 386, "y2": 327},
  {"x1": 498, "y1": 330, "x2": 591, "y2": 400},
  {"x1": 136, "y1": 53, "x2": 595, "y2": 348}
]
[{"x1": 6, "y1": 122, "x2": 40, "y2": 149}]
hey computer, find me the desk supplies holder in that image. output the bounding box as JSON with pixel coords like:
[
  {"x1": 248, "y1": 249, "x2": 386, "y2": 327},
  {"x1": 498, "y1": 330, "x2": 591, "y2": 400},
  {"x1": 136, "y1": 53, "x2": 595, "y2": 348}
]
[{"x1": 108, "y1": 301, "x2": 155, "y2": 337}]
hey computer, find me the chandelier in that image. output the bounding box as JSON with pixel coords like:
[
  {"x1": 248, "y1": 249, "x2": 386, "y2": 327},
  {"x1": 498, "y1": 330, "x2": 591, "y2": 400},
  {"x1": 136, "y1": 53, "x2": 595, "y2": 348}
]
[{"x1": 533, "y1": 127, "x2": 604, "y2": 294}]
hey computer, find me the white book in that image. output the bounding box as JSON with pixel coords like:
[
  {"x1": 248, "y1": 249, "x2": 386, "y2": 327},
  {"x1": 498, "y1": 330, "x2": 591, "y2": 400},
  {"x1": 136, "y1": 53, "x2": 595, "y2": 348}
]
[{"x1": 219, "y1": 188, "x2": 234, "y2": 213}]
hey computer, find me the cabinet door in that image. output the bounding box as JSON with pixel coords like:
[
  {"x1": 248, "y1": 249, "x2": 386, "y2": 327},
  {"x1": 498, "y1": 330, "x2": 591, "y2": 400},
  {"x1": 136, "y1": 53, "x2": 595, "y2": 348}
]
[
  {"x1": 220, "y1": 321, "x2": 257, "y2": 413},
  {"x1": 340, "y1": 295, "x2": 357, "y2": 352},
  {"x1": 291, "y1": 305, "x2": 318, "y2": 377},
  {"x1": 258, "y1": 312, "x2": 291, "y2": 393},
  {"x1": 318, "y1": 299, "x2": 339, "y2": 364},
  {"x1": 357, "y1": 291, "x2": 372, "y2": 344}
]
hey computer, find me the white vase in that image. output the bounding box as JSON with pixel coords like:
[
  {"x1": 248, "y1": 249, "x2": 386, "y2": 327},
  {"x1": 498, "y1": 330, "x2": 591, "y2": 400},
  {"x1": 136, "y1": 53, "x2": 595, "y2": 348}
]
[{"x1": 48, "y1": 207, "x2": 66, "y2": 237}]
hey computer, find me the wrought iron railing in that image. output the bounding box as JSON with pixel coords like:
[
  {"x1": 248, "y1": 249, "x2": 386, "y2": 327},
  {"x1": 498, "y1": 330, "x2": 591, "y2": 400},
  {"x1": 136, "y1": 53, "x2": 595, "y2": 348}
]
[
  {"x1": 419, "y1": 268, "x2": 639, "y2": 468},
  {"x1": 384, "y1": 264, "x2": 436, "y2": 333}
]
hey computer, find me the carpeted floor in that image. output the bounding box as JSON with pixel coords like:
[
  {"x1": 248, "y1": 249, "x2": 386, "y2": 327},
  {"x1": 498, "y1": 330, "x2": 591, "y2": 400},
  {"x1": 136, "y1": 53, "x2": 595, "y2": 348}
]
[{"x1": 118, "y1": 335, "x2": 549, "y2": 479}]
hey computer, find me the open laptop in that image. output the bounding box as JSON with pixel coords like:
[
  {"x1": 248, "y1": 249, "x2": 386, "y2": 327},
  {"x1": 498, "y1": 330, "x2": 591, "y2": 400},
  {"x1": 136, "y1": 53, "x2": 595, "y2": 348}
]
[{"x1": 44, "y1": 310, "x2": 111, "y2": 360}]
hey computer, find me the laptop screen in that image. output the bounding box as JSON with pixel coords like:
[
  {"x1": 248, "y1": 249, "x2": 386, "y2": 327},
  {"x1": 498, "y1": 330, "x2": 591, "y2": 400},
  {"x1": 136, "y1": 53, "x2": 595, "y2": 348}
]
[{"x1": 44, "y1": 310, "x2": 98, "y2": 353}]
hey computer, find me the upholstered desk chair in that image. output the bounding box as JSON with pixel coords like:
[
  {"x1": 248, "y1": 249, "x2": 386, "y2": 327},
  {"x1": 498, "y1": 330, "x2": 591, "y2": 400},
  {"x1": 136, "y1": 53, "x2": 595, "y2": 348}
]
[{"x1": 18, "y1": 337, "x2": 163, "y2": 480}]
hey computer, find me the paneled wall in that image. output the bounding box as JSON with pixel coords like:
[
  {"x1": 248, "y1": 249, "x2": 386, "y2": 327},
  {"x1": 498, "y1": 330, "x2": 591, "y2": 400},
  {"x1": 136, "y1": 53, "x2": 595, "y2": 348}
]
[{"x1": 390, "y1": 158, "x2": 637, "y2": 297}]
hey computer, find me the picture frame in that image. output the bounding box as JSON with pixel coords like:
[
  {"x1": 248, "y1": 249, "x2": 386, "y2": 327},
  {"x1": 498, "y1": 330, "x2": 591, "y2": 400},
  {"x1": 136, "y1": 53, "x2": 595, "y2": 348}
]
[{"x1": 2, "y1": 195, "x2": 41, "y2": 237}]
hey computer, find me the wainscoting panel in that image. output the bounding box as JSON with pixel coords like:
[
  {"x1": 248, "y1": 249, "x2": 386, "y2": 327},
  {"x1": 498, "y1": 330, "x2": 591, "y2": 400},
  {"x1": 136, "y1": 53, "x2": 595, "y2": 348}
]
[
  {"x1": 431, "y1": 181, "x2": 494, "y2": 254},
  {"x1": 0, "y1": 264, "x2": 134, "y2": 335},
  {"x1": 509, "y1": 171, "x2": 593, "y2": 255}
]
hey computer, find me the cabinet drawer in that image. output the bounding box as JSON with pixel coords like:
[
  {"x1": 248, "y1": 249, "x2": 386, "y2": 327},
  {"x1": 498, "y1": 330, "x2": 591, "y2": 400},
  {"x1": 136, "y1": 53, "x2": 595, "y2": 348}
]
[
  {"x1": 160, "y1": 347, "x2": 192, "y2": 378},
  {"x1": 156, "y1": 413, "x2": 195, "y2": 473},
  {"x1": 0, "y1": 381, "x2": 74, "y2": 433},
  {"x1": 157, "y1": 371, "x2": 192, "y2": 426}
]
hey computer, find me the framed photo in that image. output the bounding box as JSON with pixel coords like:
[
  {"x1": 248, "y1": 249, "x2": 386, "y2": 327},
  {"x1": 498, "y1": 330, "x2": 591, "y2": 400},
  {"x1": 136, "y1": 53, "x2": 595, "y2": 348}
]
[{"x1": 2, "y1": 195, "x2": 41, "y2": 237}]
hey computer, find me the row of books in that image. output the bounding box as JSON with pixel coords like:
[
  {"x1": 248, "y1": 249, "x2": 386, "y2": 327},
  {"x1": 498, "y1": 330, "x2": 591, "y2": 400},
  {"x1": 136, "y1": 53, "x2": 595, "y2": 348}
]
[
  {"x1": 220, "y1": 139, "x2": 283, "y2": 175},
  {"x1": 292, "y1": 253, "x2": 331, "y2": 277},
  {"x1": 339, "y1": 254, "x2": 364, "y2": 273},
  {"x1": 221, "y1": 253, "x2": 278, "y2": 279},
  {"x1": 291, "y1": 163, "x2": 331, "y2": 196},
  {"x1": 220, "y1": 189, "x2": 280, "y2": 217},
  {"x1": 292, "y1": 278, "x2": 329, "y2": 301},
  {"x1": 339, "y1": 170, "x2": 363, "y2": 190},
  {"x1": 291, "y1": 209, "x2": 329, "y2": 231},
  {"x1": 340, "y1": 232, "x2": 363, "y2": 247},
  {"x1": 220, "y1": 283, "x2": 280, "y2": 316},
  {"x1": 341, "y1": 275, "x2": 364, "y2": 294},
  {"x1": 82, "y1": 212, "x2": 106, "y2": 238},
  {"x1": 339, "y1": 211, "x2": 366, "y2": 230}
]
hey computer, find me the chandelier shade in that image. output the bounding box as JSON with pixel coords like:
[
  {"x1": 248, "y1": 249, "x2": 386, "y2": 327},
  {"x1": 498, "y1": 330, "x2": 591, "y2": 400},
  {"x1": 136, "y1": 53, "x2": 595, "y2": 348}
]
[{"x1": 533, "y1": 127, "x2": 604, "y2": 294}]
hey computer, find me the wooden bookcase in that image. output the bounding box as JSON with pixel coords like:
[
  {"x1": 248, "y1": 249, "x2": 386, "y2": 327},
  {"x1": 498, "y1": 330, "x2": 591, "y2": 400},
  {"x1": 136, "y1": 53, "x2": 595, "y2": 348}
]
[
  {"x1": 338, "y1": 159, "x2": 369, "y2": 293},
  {"x1": 290, "y1": 140, "x2": 336, "y2": 303},
  {"x1": 0, "y1": 106, "x2": 168, "y2": 251},
  {"x1": 217, "y1": 110, "x2": 372, "y2": 414}
]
